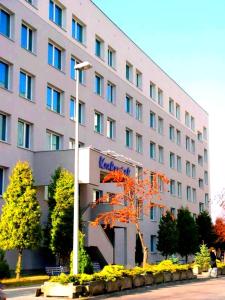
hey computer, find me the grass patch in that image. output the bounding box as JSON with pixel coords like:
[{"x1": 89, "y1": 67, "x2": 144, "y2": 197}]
[{"x1": 1, "y1": 275, "x2": 49, "y2": 288}]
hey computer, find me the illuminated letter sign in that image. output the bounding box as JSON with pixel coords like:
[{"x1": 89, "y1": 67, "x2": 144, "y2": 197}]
[{"x1": 99, "y1": 156, "x2": 131, "y2": 176}]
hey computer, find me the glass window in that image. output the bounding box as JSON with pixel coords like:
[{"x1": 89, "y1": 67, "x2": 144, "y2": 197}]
[
  {"x1": 177, "y1": 182, "x2": 182, "y2": 198},
  {"x1": 21, "y1": 23, "x2": 33, "y2": 52},
  {"x1": 135, "y1": 102, "x2": 142, "y2": 121},
  {"x1": 150, "y1": 235, "x2": 157, "y2": 252},
  {"x1": 17, "y1": 120, "x2": 31, "y2": 149},
  {"x1": 185, "y1": 111, "x2": 190, "y2": 127},
  {"x1": 176, "y1": 129, "x2": 181, "y2": 145},
  {"x1": 107, "y1": 118, "x2": 115, "y2": 139},
  {"x1": 170, "y1": 180, "x2": 176, "y2": 195},
  {"x1": 158, "y1": 146, "x2": 164, "y2": 164},
  {"x1": 158, "y1": 117, "x2": 163, "y2": 135},
  {"x1": 0, "y1": 9, "x2": 10, "y2": 37},
  {"x1": 49, "y1": 0, "x2": 62, "y2": 27},
  {"x1": 48, "y1": 42, "x2": 62, "y2": 70},
  {"x1": 70, "y1": 57, "x2": 84, "y2": 83},
  {"x1": 176, "y1": 103, "x2": 180, "y2": 119},
  {"x1": 0, "y1": 168, "x2": 4, "y2": 196},
  {"x1": 70, "y1": 98, "x2": 84, "y2": 124},
  {"x1": 94, "y1": 112, "x2": 103, "y2": 133},
  {"x1": 158, "y1": 88, "x2": 163, "y2": 106},
  {"x1": 150, "y1": 82, "x2": 156, "y2": 100},
  {"x1": 126, "y1": 62, "x2": 132, "y2": 81},
  {"x1": 169, "y1": 125, "x2": 175, "y2": 141},
  {"x1": 125, "y1": 95, "x2": 132, "y2": 114},
  {"x1": 191, "y1": 116, "x2": 195, "y2": 131},
  {"x1": 72, "y1": 18, "x2": 84, "y2": 43},
  {"x1": 204, "y1": 149, "x2": 208, "y2": 163},
  {"x1": 19, "y1": 71, "x2": 32, "y2": 100},
  {"x1": 203, "y1": 127, "x2": 208, "y2": 140},
  {"x1": 136, "y1": 70, "x2": 142, "y2": 89},
  {"x1": 150, "y1": 141, "x2": 156, "y2": 159},
  {"x1": 187, "y1": 186, "x2": 191, "y2": 201},
  {"x1": 177, "y1": 156, "x2": 182, "y2": 172},
  {"x1": 186, "y1": 136, "x2": 190, "y2": 151},
  {"x1": 125, "y1": 128, "x2": 132, "y2": 148},
  {"x1": 47, "y1": 131, "x2": 61, "y2": 150},
  {"x1": 108, "y1": 47, "x2": 115, "y2": 68},
  {"x1": 169, "y1": 98, "x2": 174, "y2": 114},
  {"x1": 0, "y1": 61, "x2": 9, "y2": 89},
  {"x1": 150, "y1": 207, "x2": 156, "y2": 221},
  {"x1": 95, "y1": 74, "x2": 102, "y2": 96},
  {"x1": 150, "y1": 111, "x2": 156, "y2": 129},
  {"x1": 170, "y1": 152, "x2": 175, "y2": 169},
  {"x1": 0, "y1": 113, "x2": 7, "y2": 141},
  {"x1": 107, "y1": 82, "x2": 115, "y2": 103},
  {"x1": 186, "y1": 161, "x2": 191, "y2": 176},
  {"x1": 136, "y1": 134, "x2": 143, "y2": 153},
  {"x1": 47, "y1": 86, "x2": 61, "y2": 114},
  {"x1": 95, "y1": 38, "x2": 102, "y2": 58},
  {"x1": 192, "y1": 164, "x2": 196, "y2": 178}
]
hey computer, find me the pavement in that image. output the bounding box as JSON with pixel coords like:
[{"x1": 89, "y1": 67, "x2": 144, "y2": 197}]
[{"x1": 3, "y1": 277, "x2": 225, "y2": 300}]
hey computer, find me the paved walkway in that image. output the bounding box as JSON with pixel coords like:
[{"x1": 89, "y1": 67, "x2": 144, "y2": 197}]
[{"x1": 3, "y1": 277, "x2": 225, "y2": 299}]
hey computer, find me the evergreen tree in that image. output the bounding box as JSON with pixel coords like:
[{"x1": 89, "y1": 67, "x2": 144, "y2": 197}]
[
  {"x1": 196, "y1": 211, "x2": 215, "y2": 247},
  {"x1": 157, "y1": 211, "x2": 178, "y2": 258},
  {"x1": 177, "y1": 207, "x2": 198, "y2": 262},
  {"x1": 0, "y1": 161, "x2": 41, "y2": 278},
  {"x1": 50, "y1": 169, "x2": 74, "y2": 265}
]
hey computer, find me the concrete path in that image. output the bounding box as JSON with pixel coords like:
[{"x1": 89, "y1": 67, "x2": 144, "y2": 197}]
[{"x1": 3, "y1": 277, "x2": 225, "y2": 299}]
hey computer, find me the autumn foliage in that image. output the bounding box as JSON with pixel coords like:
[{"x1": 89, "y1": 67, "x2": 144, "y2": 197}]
[
  {"x1": 214, "y1": 218, "x2": 225, "y2": 243},
  {"x1": 91, "y1": 169, "x2": 169, "y2": 266}
]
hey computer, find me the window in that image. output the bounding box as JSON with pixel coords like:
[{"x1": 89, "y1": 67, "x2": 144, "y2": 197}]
[
  {"x1": 95, "y1": 74, "x2": 103, "y2": 96},
  {"x1": 199, "y1": 178, "x2": 204, "y2": 189},
  {"x1": 0, "y1": 8, "x2": 10, "y2": 38},
  {"x1": 204, "y1": 149, "x2": 208, "y2": 163},
  {"x1": 159, "y1": 208, "x2": 164, "y2": 220},
  {"x1": 192, "y1": 164, "x2": 196, "y2": 178},
  {"x1": 186, "y1": 161, "x2": 191, "y2": 177},
  {"x1": 136, "y1": 70, "x2": 142, "y2": 89},
  {"x1": 170, "y1": 180, "x2": 176, "y2": 196},
  {"x1": 177, "y1": 182, "x2": 182, "y2": 198},
  {"x1": 19, "y1": 71, "x2": 33, "y2": 100},
  {"x1": 176, "y1": 129, "x2": 181, "y2": 145},
  {"x1": 150, "y1": 141, "x2": 156, "y2": 159},
  {"x1": 197, "y1": 131, "x2": 203, "y2": 142},
  {"x1": 185, "y1": 136, "x2": 190, "y2": 151},
  {"x1": 72, "y1": 17, "x2": 84, "y2": 43},
  {"x1": 0, "y1": 113, "x2": 7, "y2": 142},
  {"x1": 199, "y1": 202, "x2": 204, "y2": 213},
  {"x1": 158, "y1": 146, "x2": 164, "y2": 164},
  {"x1": 158, "y1": 117, "x2": 163, "y2": 135},
  {"x1": 70, "y1": 57, "x2": 84, "y2": 84},
  {"x1": 69, "y1": 138, "x2": 75, "y2": 149},
  {"x1": 49, "y1": 0, "x2": 63, "y2": 27},
  {"x1": 107, "y1": 82, "x2": 115, "y2": 104},
  {"x1": 169, "y1": 98, "x2": 174, "y2": 114},
  {"x1": 125, "y1": 95, "x2": 133, "y2": 115},
  {"x1": 203, "y1": 127, "x2": 207, "y2": 140},
  {"x1": 191, "y1": 116, "x2": 195, "y2": 131},
  {"x1": 95, "y1": 36, "x2": 104, "y2": 59},
  {"x1": 169, "y1": 125, "x2": 175, "y2": 141},
  {"x1": 136, "y1": 134, "x2": 143, "y2": 153},
  {"x1": 150, "y1": 111, "x2": 156, "y2": 129},
  {"x1": 205, "y1": 193, "x2": 209, "y2": 206},
  {"x1": 187, "y1": 186, "x2": 191, "y2": 201},
  {"x1": 107, "y1": 118, "x2": 115, "y2": 139},
  {"x1": 158, "y1": 177, "x2": 164, "y2": 192},
  {"x1": 0, "y1": 167, "x2": 4, "y2": 196},
  {"x1": 108, "y1": 47, "x2": 115, "y2": 68},
  {"x1": 185, "y1": 111, "x2": 190, "y2": 127},
  {"x1": 21, "y1": 23, "x2": 33, "y2": 52},
  {"x1": 125, "y1": 128, "x2": 133, "y2": 148},
  {"x1": 93, "y1": 190, "x2": 103, "y2": 203},
  {"x1": 48, "y1": 42, "x2": 62, "y2": 70},
  {"x1": 69, "y1": 98, "x2": 85, "y2": 124},
  {"x1": 94, "y1": 111, "x2": 103, "y2": 134},
  {"x1": 135, "y1": 101, "x2": 142, "y2": 121},
  {"x1": 17, "y1": 120, "x2": 31, "y2": 149},
  {"x1": 158, "y1": 88, "x2": 163, "y2": 106},
  {"x1": 26, "y1": 0, "x2": 33, "y2": 4},
  {"x1": 47, "y1": 131, "x2": 61, "y2": 150},
  {"x1": 192, "y1": 188, "x2": 196, "y2": 202},
  {"x1": 47, "y1": 86, "x2": 62, "y2": 114},
  {"x1": 170, "y1": 208, "x2": 176, "y2": 217},
  {"x1": 177, "y1": 156, "x2": 182, "y2": 172},
  {"x1": 150, "y1": 207, "x2": 156, "y2": 221},
  {"x1": 176, "y1": 103, "x2": 180, "y2": 119},
  {"x1": 204, "y1": 171, "x2": 208, "y2": 185},
  {"x1": 198, "y1": 155, "x2": 203, "y2": 166},
  {"x1": 126, "y1": 62, "x2": 132, "y2": 81},
  {"x1": 0, "y1": 60, "x2": 9, "y2": 89},
  {"x1": 191, "y1": 139, "x2": 195, "y2": 154},
  {"x1": 150, "y1": 235, "x2": 157, "y2": 252},
  {"x1": 169, "y1": 152, "x2": 175, "y2": 169},
  {"x1": 150, "y1": 82, "x2": 156, "y2": 100}
]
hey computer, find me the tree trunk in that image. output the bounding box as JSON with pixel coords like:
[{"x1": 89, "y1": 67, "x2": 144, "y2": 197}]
[
  {"x1": 136, "y1": 223, "x2": 148, "y2": 267},
  {"x1": 16, "y1": 249, "x2": 23, "y2": 279}
]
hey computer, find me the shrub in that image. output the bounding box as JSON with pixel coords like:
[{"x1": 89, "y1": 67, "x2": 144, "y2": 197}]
[
  {"x1": 0, "y1": 249, "x2": 10, "y2": 279},
  {"x1": 194, "y1": 244, "x2": 210, "y2": 270}
]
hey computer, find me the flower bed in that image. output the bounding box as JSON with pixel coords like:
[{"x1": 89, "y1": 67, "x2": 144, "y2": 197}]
[{"x1": 42, "y1": 261, "x2": 196, "y2": 298}]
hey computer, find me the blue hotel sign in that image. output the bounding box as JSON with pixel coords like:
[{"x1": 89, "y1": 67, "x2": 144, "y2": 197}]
[{"x1": 99, "y1": 156, "x2": 131, "y2": 176}]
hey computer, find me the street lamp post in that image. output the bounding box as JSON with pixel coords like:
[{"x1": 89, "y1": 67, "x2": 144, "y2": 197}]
[{"x1": 73, "y1": 61, "x2": 92, "y2": 275}]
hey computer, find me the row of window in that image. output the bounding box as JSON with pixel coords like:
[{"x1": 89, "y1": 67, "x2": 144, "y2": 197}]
[{"x1": 0, "y1": 3, "x2": 208, "y2": 138}]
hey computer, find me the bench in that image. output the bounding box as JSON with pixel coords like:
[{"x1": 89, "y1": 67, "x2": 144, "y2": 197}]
[{"x1": 45, "y1": 266, "x2": 68, "y2": 276}]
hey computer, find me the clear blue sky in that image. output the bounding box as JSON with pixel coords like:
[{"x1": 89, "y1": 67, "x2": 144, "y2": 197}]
[{"x1": 93, "y1": 0, "x2": 225, "y2": 218}]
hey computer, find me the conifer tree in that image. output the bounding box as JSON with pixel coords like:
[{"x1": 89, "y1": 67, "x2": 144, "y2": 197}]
[
  {"x1": 157, "y1": 211, "x2": 178, "y2": 258},
  {"x1": 0, "y1": 161, "x2": 41, "y2": 279},
  {"x1": 196, "y1": 211, "x2": 215, "y2": 247}
]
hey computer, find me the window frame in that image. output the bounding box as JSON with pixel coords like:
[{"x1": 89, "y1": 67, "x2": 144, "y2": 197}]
[{"x1": 17, "y1": 119, "x2": 31, "y2": 149}]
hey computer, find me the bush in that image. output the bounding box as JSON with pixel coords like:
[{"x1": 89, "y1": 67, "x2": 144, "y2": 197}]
[
  {"x1": 0, "y1": 249, "x2": 10, "y2": 279},
  {"x1": 194, "y1": 244, "x2": 210, "y2": 270}
]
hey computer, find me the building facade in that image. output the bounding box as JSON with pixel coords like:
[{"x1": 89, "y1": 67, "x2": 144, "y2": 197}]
[{"x1": 0, "y1": 0, "x2": 209, "y2": 270}]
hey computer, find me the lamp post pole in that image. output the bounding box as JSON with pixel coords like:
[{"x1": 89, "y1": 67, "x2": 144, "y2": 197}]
[{"x1": 73, "y1": 61, "x2": 92, "y2": 275}]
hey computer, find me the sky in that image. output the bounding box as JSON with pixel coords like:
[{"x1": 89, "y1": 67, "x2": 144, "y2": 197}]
[{"x1": 93, "y1": 0, "x2": 225, "y2": 220}]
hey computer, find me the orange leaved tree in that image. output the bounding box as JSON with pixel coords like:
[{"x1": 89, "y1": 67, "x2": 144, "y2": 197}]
[
  {"x1": 214, "y1": 217, "x2": 225, "y2": 244},
  {"x1": 91, "y1": 169, "x2": 169, "y2": 266}
]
